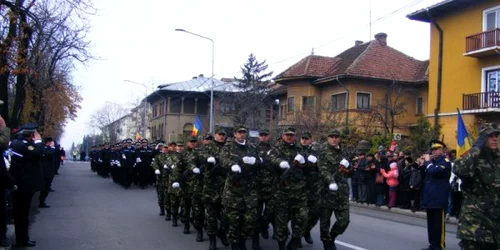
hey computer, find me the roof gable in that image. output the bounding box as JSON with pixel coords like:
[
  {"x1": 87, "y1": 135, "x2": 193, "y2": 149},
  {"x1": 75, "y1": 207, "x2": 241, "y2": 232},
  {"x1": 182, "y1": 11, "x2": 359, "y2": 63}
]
[{"x1": 275, "y1": 55, "x2": 338, "y2": 80}]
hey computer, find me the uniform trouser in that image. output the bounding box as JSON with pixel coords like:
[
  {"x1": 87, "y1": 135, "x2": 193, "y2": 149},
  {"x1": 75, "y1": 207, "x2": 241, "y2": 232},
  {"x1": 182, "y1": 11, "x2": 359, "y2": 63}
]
[
  {"x1": 12, "y1": 190, "x2": 34, "y2": 243},
  {"x1": 226, "y1": 206, "x2": 259, "y2": 244},
  {"x1": 275, "y1": 206, "x2": 308, "y2": 241},
  {"x1": 170, "y1": 194, "x2": 182, "y2": 215},
  {"x1": 426, "y1": 208, "x2": 446, "y2": 250},
  {"x1": 0, "y1": 189, "x2": 6, "y2": 238},
  {"x1": 357, "y1": 183, "x2": 367, "y2": 202},
  {"x1": 257, "y1": 198, "x2": 274, "y2": 230},
  {"x1": 155, "y1": 177, "x2": 164, "y2": 207},
  {"x1": 163, "y1": 185, "x2": 171, "y2": 211},
  {"x1": 319, "y1": 207, "x2": 350, "y2": 241},
  {"x1": 39, "y1": 177, "x2": 53, "y2": 205},
  {"x1": 191, "y1": 196, "x2": 204, "y2": 229},
  {"x1": 123, "y1": 168, "x2": 133, "y2": 188},
  {"x1": 181, "y1": 197, "x2": 192, "y2": 223},
  {"x1": 205, "y1": 202, "x2": 228, "y2": 235},
  {"x1": 459, "y1": 239, "x2": 499, "y2": 250},
  {"x1": 305, "y1": 199, "x2": 320, "y2": 232},
  {"x1": 137, "y1": 165, "x2": 148, "y2": 188}
]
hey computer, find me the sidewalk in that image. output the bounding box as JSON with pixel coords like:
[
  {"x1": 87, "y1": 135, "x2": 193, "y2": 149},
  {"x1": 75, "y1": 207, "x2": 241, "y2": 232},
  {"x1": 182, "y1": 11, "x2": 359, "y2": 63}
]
[{"x1": 350, "y1": 201, "x2": 459, "y2": 225}]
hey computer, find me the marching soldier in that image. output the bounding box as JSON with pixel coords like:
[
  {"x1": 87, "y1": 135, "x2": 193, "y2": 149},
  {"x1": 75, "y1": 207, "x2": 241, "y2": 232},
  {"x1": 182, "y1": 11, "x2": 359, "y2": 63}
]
[
  {"x1": 317, "y1": 129, "x2": 351, "y2": 250},
  {"x1": 421, "y1": 140, "x2": 451, "y2": 250},
  {"x1": 176, "y1": 137, "x2": 198, "y2": 234},
  {"x1": 454, "y1": 123, "x2": 500, "y2": 250},
  {"x1": 221, "y1": 124, "x2": 260, "y2": 250},
  {"x1": 136, "y1": 139, "x2": 154, "y2": 189},
  {"x1": 255, "y1": 129, "x2": 274, "y2": 240},
  {"x1": 185, "y1": 136, "x2": 205, "y2": 242},
  {"x1": 201, "y1": 127, "x2": 229, "y2": 250},
  {"x1": 298, "y1": 131, "x2": 321, "y2": 246},
  {"x1": 167, "y1": 141, "x2": 183, "y2": 227},
  {"x1": 267, "y1": 127, "x2": 308, "y2": 250},
  {"x1": 152, "y1": 141, "x2": 167, "y2": 216},
  {"x1": 120, "y1": 139, "x2": 136, "y2": 189}
]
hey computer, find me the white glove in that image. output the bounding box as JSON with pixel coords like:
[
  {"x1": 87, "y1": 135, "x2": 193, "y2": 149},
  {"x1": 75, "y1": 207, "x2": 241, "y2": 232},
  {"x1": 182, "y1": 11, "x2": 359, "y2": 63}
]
[
  {"x1": 172, "y1": 164, "x2": 176, "y2": 169},
  {"x1": 340, "y1": 159, "x2": 350, "y2": 168},
  {"x1": 172, "y1": 182, "x2": 180, "y2": 188},
  {"x1": 231, "y1": 165, "x2": 242, "y2": 173},
  {"x1": 136, "y1": 158, "x2": 142, "y2": 163},
  {"x1": 279, "y1": 161, "x2": 290, "y2": 169},
  {"x1": 122, "y1": 154, "x2": 126, "y2": 160},
  {"x1": 294, "y1": 154, "x2": 305, "y2": 164},
  {"x1": 98, "y1": 158, "x2": 102, "y2": 163},
  {"x1": 116, "y1": 162, "x2": 121, "y2": 167},
  {"x1": 155, "y1": 169, "x2": 161, "y2": 175},
  {"x1": 307, "y1": 155, "x2": 317, "y2": 163},
  {"x1": 242, "y1": 156, "x2": 256, "y2": 165},
  {"x1": 329, "y1": 183, "x2": 338, "y2": 191},
  {"x1": 163, "y1": 164, "x2": 168, "y2": 169},
  {"x1": 193, "y1": 167, "x2": 200, "y2": 174},
  {"x1": 260, "y1": 157, "x2": 263, "y2": 163},
  {"x1": 207, "y1": 157, "x2": 216, "y2": 164}
]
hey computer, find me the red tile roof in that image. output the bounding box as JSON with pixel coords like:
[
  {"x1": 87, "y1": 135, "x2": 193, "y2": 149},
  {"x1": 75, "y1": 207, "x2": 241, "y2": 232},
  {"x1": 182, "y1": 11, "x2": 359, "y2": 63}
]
[{"x1": 275, "y1": 36, "x2": 428, "y2": 84}]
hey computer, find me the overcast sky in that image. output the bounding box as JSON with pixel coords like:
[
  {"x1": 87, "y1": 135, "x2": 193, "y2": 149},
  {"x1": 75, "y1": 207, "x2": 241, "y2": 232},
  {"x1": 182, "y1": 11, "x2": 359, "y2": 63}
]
[{"x1": 60, "y1": 0, "x2": 442, "y2": 150}]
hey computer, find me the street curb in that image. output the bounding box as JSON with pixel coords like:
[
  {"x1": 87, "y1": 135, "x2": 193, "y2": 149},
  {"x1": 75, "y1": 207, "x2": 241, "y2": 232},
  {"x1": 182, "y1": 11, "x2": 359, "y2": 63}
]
[{"x1": 349, "y1": 201, "x2": 459, "y2": 225}]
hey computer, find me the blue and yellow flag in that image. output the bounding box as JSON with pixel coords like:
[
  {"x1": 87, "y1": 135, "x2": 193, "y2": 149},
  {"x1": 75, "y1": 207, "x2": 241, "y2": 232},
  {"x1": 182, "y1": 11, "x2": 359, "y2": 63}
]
[
  {"x1": 191, "y1": 116, "x2": 202, "y2": 136},
  {"x1": 456, "y1": 109, "x2": 471, "y2": 158}
]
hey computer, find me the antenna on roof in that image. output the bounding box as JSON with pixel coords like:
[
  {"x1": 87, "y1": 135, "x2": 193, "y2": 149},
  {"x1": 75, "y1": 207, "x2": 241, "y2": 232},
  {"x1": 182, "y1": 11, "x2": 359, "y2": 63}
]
[{"x1": 311, "y1": 48, "x2": 314, "y2": 55}]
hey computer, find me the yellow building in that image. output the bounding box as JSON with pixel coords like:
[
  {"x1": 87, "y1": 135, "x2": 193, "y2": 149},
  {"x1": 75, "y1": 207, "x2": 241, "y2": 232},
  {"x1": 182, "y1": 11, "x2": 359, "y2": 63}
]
[
  {"x1": 408, "y1": 0, "x2": 500, "y2": 147},
  {"x1": 271, "y1": 33, "x2": 429, "y2": 139}
]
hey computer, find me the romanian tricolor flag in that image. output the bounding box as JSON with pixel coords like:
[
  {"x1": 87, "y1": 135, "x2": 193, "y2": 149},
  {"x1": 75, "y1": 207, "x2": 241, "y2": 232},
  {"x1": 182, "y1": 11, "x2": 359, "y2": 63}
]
[
  {"x1": 136, "y1": 132, "x2": 142, "y2": 141},
  {"x1": 191, "y1": 116, "x2": 202, "y2": 136},
  {"x1": 456, "y1": 108, "x2": 471, "y2": 158}
]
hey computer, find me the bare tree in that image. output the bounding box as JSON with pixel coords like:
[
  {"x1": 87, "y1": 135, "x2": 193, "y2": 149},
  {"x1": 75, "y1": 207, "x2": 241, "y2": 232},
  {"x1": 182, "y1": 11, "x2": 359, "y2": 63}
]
[{"x1": 87, "y1": 103, "x2": 128, "y2": 142}]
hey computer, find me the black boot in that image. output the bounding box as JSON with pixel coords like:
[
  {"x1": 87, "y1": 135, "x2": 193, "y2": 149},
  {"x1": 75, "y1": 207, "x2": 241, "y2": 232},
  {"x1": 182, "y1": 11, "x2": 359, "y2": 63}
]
[
  {"x1": 183, "y1": 222, "x2": 190, "y2": 234},
  {"x1": 208, "y1": 234, "x2": 217, "y2": 250},
  {"x1": 297, "y1": 238, "x2": 303, "y2": 248},
  {"x1": 322, "y1": 241, "x2": 332, "y2": 250},
  {"x1": 278, "y1": 241, "x2": 286, "y2": 250},
  {"x1": 304, "y1": 230, "x2": 313, "y2": 244},
  {"x1": 331, "y1": 242, "x2": 337, "y2": 250},
  {"x1": 286, "y1": 237, "x2": 300, "y2": 250},
  {"x1": 172, "y1": 214, "x2": 179, "y2": 227},
  {"x1": 231, "y1": 243, "x2": 239, "y2": 250},
  {"x1": 239, "y1": 238, "x2": 247, "y2": 250},
  {"x1": 217, "y1": 229, "x2": 229, "y2": 247},
  {"x1": 159, "y1": 207, "x2": 165, "y2": 216},
  {"x1": 196, "y1": 228, "x2": 203, "y2": 242},
  {"x1": 165, "y1": 210, "x2": 171, "y2": 221},
  {"x1": 330, "y1": 232, "x2": 338, "y2": 250},
  {"x1": 252, "y1": 233, "x2": 260, "y2": 250},
  {"x1": 261, "y1": 223, "x2": 269, "y2": 239}
]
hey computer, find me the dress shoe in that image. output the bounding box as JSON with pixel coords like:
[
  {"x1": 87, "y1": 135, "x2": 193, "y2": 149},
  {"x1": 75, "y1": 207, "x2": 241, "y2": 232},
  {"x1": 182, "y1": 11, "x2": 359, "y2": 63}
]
[
  {"x1": 39, "y1": 204, "x2": 50, "y2": 208},
  {"x1": 15, "y1": 241, "x2": 36, "y2": 247},
  {"x1": 304, "y1": 230, "x2": 313, "y2": 244}
]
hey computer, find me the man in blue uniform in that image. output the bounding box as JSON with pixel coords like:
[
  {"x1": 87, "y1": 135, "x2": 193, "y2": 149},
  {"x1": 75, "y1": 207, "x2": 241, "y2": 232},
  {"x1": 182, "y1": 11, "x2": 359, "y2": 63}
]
[{"x1": 421, "y1": 140, "x2": 451, "y2": 250}]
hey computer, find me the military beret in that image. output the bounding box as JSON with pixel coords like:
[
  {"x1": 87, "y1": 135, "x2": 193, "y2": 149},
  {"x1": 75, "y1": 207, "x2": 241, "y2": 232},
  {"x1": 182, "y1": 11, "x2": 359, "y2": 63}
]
[
  {"x1": 430, "y1": 140, "x2": 446, "y2": 149},
  {"x1": 302, "y1": 131, "x2": 312, "y2": 139},
  {"x1": 259, "y1": 129, "x2": 270, "y2": 135},
  {"x1": 233, "y1": 124, "x2": 247, "y2": 132},
  {"x1": 168, "y1": 141, "x2": 177, "y2": 146},
  {"x1": 187, "y1": 136, "x2": 198, "y2": 142},
  {"x1": 282, "y1": 127, "x2": 295, "y2": 135},
  {"x1": 479, "y1": 123, "x2": 500, "y2": 136},
  {"x1": 328, "y1": 129, "x2": 341, "y2": 137},
  {"x1": 214, "y1": 127, "x2": 226, "y2": 134},
  {"x1": 176, "y1": 141, "x2": 184, "y2": 146}
]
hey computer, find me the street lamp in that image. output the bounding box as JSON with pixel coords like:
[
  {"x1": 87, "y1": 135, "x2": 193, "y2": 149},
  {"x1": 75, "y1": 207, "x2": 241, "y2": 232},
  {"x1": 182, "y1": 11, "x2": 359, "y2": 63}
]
[
  {"x1": 175, "y1": 28, "x2": 215, "y2": 133},
  {"x1": 124, "y1": 79, "x2": 148, "y2": 139}
]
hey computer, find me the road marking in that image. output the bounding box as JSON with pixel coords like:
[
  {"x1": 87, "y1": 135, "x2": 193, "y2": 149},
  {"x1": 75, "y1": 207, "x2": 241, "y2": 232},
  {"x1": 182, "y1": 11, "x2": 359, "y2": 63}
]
[{"x1": 336, "y1": 240, "x2": 370, "y2": 250}]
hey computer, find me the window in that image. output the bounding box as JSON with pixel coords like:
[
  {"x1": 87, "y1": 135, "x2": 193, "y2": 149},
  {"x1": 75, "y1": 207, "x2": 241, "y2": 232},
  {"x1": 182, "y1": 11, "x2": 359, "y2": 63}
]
[
  {"x1": 302, "y1": 96, "x2": 315, "y2": 111},
  {"x1": 486, "y1": 68, "x2": 500, "y2": 92},
  {"x1": 356, "y1": 92, "x2": 371, "y2": 110},
  {"x1": 170, "y1": 98, "x2": 181, "y2": 113},
  {"x1": 484, "y1": 6, "x2": 500, "y2": 31},
  {"x1": 159, "y1": 102, "x2": 165, "y2": 115},
  {"x1": 152, "y1": 105, "x2": 158, "y2": 118},
  {"x1": 287, "y1": 97, "x2": 295, "y2": 112},
  {"x1": 279, "y1": 105, "x2": 286, "y2": 119},
  {"x1": 416, "y1": 97, "x2": 423, "y2": 114},
  {"x1": 183, "y1": 98, "x2": 195, "y2": 114},
  {"x1": 331, "y1": 93, "x2": 347, "y2": 111},
  {"x1": 197, "y1": 99, "x2": 209, "y2": 115}
]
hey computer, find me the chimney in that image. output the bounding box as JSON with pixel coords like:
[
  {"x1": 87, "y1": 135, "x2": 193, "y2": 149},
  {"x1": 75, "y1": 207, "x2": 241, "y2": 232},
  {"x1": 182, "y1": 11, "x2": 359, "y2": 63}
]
[
  {"x1": 198, "y1": 74, "x2": 204, "y2": 78},
  {"x1": 374, "y1": 32, "x2": 387, "y2": 46},
  {"x1": 355, "y1": 40, "x2": 363, "y2": 46},
  {"x1": 192, "y1": 76, "x2": 197, "y2": 79}
]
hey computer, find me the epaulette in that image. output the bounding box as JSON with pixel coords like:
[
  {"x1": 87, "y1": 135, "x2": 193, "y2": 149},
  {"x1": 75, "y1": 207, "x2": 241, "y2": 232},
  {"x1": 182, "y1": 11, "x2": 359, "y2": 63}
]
[{"x1": 444, "y1": 158, "x2": 450, "y2": 162}]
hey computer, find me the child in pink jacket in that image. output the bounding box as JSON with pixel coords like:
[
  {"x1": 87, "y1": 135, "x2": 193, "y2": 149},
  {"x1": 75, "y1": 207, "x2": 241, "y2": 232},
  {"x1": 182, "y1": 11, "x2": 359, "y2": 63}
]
[{"x1": 380, "y1": 162, "x2": 399, "y2": 208}]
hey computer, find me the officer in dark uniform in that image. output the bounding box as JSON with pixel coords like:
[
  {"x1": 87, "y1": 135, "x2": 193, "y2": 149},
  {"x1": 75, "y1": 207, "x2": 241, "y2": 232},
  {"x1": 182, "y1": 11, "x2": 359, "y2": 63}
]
[
  {"x1": 98, "y1": 142, "x2": 111, "y2": 178},
  {"x1": 421, "y1": 140, "x2": 451, "y2": 250},
  {"x1": 0, "y1": 115, "x2": 12, "y2": 247},
  {"x1": 120, "y1": 138, "x2": 136, "y2": 189},
  {"x1": 136, "y1": 138, "x2": 154, "y2": 189},
  {"x1": 9, "y1": 124, "x2": 44, "y2": 247},
  {"x1": 39, "y1": 137, "x2": 55, "y2": 208}
]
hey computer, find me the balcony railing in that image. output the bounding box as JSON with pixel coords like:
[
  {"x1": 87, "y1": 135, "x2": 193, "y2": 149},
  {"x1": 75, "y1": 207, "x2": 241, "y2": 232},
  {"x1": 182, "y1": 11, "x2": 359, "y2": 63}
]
[
  {"x1": 463, "y1": 92, "x2": 500, "y2": 110},
  {"x1": 466, "y1": 28, "x2": 500, "y2": 53}
]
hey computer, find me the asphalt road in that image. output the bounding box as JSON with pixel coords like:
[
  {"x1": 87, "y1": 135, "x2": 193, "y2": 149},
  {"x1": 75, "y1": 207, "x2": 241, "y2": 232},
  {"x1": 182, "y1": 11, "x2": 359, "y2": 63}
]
[{"x1": 9, "y1": 161, "x2": 461, "y2": 250}]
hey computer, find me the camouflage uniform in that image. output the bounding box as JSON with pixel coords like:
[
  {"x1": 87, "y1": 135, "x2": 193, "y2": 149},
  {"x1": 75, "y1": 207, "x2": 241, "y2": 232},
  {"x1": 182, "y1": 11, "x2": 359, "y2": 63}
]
[
  {"x1": 168, "y1": 149, "x2": 183, "y2": 227},
  {"x1": 221, "y1": 128, "x2": 260, "y2": 247},
  {"x1": 186, "y1": 143, "x2": 205, "y2": 240},
  {"x1": 267, "y1": 134, "x2": 308, "y2": 246},
  {"x1": 317, "y1": 140, "x2": 350, "y2": 246},
  {"x1": 255, "y1": 138, "x2": 274, "y2": 237},
  {"x1": 153, "y1": 151, "x2": 168, "y2": 213},
  {"x1": 178, "y1": 145, "x2": 199, "y2": 233},
  {"x1": 454, "y1": 123, "x2": 500, "y2": 250},
  {"x1": 200, "y1": 138, "x2": 229, "y2": 246},
  {"x1": 298, "y1": 141, "x2": 321, "y2": 239}
]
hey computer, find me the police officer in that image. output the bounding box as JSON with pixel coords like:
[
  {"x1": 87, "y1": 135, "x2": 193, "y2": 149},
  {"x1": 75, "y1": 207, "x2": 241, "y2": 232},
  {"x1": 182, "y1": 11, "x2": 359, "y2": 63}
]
[
  {"x1": 421, "y1": 140, "x2": 451, "y2": 250},
  {"x1": 454, "y1": 123, "x2": 500, "y2": 250},
  {"x1": 318, "y1": 129, "x2": 351, "y2": 250},
  {"x1": 136, "y1": 139, "x2": 153, "y2": 189},
  {"x1": 9, "y1": 124, "x2": 44, "y2": 247},
  {"x1": 120, "y1": 138, "x2": 136, "y2": 189},
  {"x1": 39, "y1": 137, "x2": 56, "y2": 208}
]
